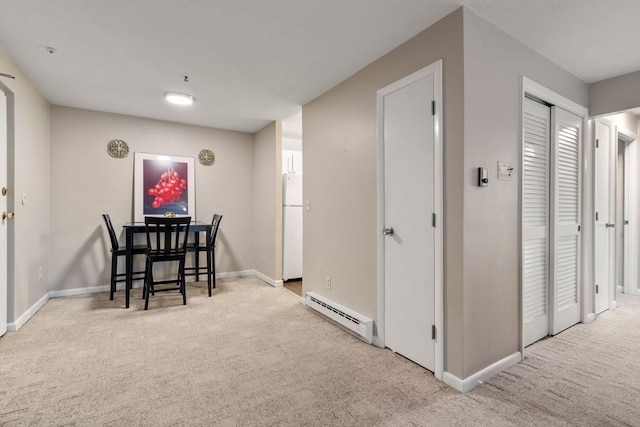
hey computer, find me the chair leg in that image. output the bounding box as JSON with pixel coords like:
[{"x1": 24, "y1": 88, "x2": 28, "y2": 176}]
[
  {"x1": 206, "y1": 249, "x2": 212, "y2": 297},
  {"x1": 180, "y1": 261, "x2": 187, "y2": 305},
  {"x1": 182, "y1": 277, "x2": 187, "y2": 305},
  {"x1": 211, "y1": 248, "x2": 216, "y2": 290},
  {"x1": 195, "y1": 248, "x2": 200, "y2": 283},
  {"x1": 144, "y1": 267, "x2": 151, "y2": 311},
  {"x1": 110, "y1": 254, "x2": 118, "y2": 300},
  {"x1": 142, "y1": 259, "x2": 148, "y2": 300},
  {"x1": 144, "y1": 260, "x2": 152, "y2": 310}
]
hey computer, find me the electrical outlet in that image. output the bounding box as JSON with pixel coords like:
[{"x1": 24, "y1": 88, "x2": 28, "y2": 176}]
[
  {"x1": 38, "y1": 267, "x2": 43, "y2": 279},
  {"x1": 325, "y1": 276, "x2": 331, "y2": 289},
  {"x1": 305, "y1": 200, "x2": 311, "y2": 211},
  {"x1": 260, "y1": 251, "x2": 265, "y2": 260}
]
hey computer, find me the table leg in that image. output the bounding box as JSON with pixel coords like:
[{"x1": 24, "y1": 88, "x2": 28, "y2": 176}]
[
  {"x1": 207, "y1": 224, "x2": 213, "y2": 296},
  {"x1": 125, "y1": 228, "x2": 133, "y2": 309},
  {"x1": 194, "y1": 232, "x2": 200, "y2": 282}
]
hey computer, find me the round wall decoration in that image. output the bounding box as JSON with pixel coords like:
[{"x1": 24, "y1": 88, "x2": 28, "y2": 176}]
[
  {"x1": 106, "y1": 139, "x2": 129, "y2": 159},
  {"x1": 198, "y1": 149, "x2": 215, "y2": 166}
]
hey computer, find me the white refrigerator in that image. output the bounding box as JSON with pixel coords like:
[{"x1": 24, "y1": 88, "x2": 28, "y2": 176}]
[{"x1": 283, "y1": 173, "x2": 303, "y2": 280}]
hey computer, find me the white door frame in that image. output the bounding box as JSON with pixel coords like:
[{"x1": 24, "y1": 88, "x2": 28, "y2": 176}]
[
  {"x1": 520, "y1": 77, "x2": 589, "y2": 355},
  {"x1": 0, "y1": 88, "x2": 7, "y2": 337},
  {"x1": 617, "y1": 126, "x2": 639, "y2": 296},
  {"x1": 376, "y1": 60, "x2": 443, "y2": 381}
]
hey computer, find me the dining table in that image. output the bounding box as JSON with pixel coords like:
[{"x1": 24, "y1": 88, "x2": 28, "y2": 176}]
[{"x1": 122, "y1": 220, "x2": 213, "y2": 308}]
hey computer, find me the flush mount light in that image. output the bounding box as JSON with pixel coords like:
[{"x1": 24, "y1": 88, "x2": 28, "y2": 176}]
[{"x1": 163, "y1": 91, "x2": 195, "y2": 106}]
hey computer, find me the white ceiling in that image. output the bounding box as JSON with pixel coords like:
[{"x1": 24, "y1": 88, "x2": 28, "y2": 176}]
[{"x1": 0, "y1": 0, "x2": 638, "y2": 133}]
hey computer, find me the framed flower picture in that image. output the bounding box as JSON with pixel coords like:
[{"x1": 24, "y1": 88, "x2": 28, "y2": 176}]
[{"x1": 134, "y1": 152, "x2": 195, "y2": 221}]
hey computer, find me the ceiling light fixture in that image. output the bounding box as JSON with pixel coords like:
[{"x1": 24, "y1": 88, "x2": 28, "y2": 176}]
[{"x1": 163, "y1": 91, "x2": 195, "y2": 106}]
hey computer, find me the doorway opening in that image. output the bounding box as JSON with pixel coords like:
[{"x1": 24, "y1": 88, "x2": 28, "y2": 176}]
[
  {"x1": 594, "y1": 109, "x2": 639, "y2": 303},
  {"x1": 282, "y1": 112, "x2": 303, "y2": 297}
]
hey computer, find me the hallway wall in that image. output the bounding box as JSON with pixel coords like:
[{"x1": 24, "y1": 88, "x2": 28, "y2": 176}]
[{"x1": 0, "y1": 50, "x2": 51, "y2": 324}]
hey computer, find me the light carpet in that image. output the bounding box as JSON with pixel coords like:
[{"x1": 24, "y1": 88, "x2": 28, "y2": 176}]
[{"x1": 0, "y1": 276, "x2": 638, "y2": 426}]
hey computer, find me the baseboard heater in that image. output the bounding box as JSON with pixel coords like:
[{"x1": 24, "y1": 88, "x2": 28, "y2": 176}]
[{"x1": 305, "y1": 292, "x2": 373, "y2": 344}]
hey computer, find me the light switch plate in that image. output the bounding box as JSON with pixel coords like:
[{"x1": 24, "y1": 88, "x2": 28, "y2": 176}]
[{"x1": 498, "y1": 161, "x2": 514, "y2": 180}]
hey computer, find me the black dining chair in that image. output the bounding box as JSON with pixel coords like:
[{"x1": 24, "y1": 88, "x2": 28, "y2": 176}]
[
  {"x1": 142, "y1": 216, "x2": 191, "y2": 310},
  {"x1": 102, "y1": 214, "x2": 147, "y2": 301},
  {"x1": 186, "y1": 214, "x2": 223, "y2": 297}
]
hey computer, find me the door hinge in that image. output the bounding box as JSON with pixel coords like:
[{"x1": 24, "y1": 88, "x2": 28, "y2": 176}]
[
  {"x1": 432, "y1": 213, "x2": 436, "y2": 228},
  {"x1": 596, "y1": 138, "x2": 599, "y2": 148},
  {"x1": 431, "y1": 100, "x2": 436, "y2": 116},
  {"x1": 431, "y1": 324, "x2": 436, "y2": 340},
  {"x1": 578, "y1": 225, "x2": 581, "y2": 232},
  {"x1": 595, "y1": 212, "x2": 599, "y2": 221},
  {"x1": 596, "y1": 284, "x2": 599, "y2": 294}
]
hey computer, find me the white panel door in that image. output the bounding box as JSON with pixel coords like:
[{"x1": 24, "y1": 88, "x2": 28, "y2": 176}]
[
  {"x1": 523, "y1": 98, "x2": 551, "y2": 346},
  {"x1": 383, "y1": 70, "x2": 435, "y2": 371},
  {"x1": 0, "y1": 89, "x2": 7, "y2": 337},
  {"x1": 594, "y1": 120, "x2": 614, "y2": 314},
  {"x1": 550, "y1": 107, "x2": 582, "y2": 334}
]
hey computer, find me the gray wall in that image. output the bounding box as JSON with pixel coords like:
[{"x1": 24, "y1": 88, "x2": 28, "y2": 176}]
[
  {"x1": 303, "y1": 8, "x2": 466, "y2": 377},
  {"x1": 252, "y1": 121, "x2": 282, "y2": 283},
  {"x1": 49, "y1": 106, "x2": 255, "y2": 291},
  {"x1": 589, "y1": 71, "x2": 640, "y2": 117},
  {"x1": 462, "y1": 9, "x2": 588, "y2": 376},
  {"x1": 303, "y1": 5, "x2": 593, "y2": 380},
  {"x1": 0, "y1": 50, "x2": 51, "y2": 323}
]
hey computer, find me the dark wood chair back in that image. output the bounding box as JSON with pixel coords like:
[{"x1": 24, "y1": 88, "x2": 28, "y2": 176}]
[
  {"x1": 210, "y1": 214, "x2": 223, "y2": 247},
  {"x1": 144, "y1": 216, "x2": 191, "y2": 256},
  {"x1": 102, "y1": 213, "x2": 120, "y2": 251}
]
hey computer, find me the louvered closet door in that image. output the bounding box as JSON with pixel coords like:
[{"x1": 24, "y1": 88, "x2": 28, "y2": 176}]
[
  {"x1": 523, "y1": 98, "x2": 551, "y2": 346},
  {"x1": 550, "y1": 107, "x2": 582, "y2": 334}
]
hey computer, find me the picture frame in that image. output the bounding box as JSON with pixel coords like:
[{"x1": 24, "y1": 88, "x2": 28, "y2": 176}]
[{"x1": 134, "y1": 152, "x2": 195, "y2": 222}]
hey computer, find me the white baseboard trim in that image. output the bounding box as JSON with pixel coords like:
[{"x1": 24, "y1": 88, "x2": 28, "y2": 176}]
[
  {"x1": 6, "y1": 269, "x2": 261, "y2": 332},
  {"x1": 585, "y1": 312, "x2": 596, "y2": 323},
  {"x1": 50, "y1": 285, "x2": 110, "y2": 298},
  {"x1": 273, "y1": 279, "x2": 284, "y2": 287},
  {"x1": 7, "y1": 291, "x2": 50, "y2": 332},
  {"x1": 611, "y1": 300, "x2": 617, "y2": 310},
  {"x1": 443, "y1": 351, "x2": 522, "y2": 393},
  {"x1": 253, "y1": 270, "x2": 278, "y2": 287},
  {"x1": 442, "y1": 371, "x2": 464, "y2": 392},
  {"x1": 216, "y1": 269, "x2": 254, "y2": 279}
]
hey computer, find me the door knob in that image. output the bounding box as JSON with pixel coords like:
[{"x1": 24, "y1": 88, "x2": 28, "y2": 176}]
[
  {"x1": 383, "y1": 226, "x2": 394, "y2": 236},
  {"x1": 2, "y1": 212, "x2": 14, "y2": 220},
  {"x1": 1, "y1": 187, "x2": 7, "y2": 196}
]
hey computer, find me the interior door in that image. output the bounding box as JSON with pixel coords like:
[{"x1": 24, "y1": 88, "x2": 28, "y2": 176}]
[
  {"x1": 1, "y1": 89, "x2": 8, "y2": 337},
  {"x1": 594, "y1": 120, "x2": 614, "y2": 314},
  {"x1": 523, "y1": 98, "x2": 551, "y2": 346},
  {"x1": 383, "y1": 70, "x2": 435, "y2": 371},
  {"x1": 550, "y1": 107, "x2": 582, "y2": 334}
]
